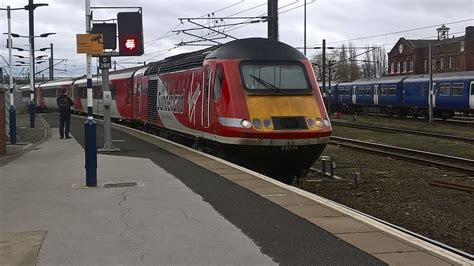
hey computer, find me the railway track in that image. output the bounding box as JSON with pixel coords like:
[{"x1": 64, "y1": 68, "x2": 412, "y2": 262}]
[
  {"x1": 364, "y1": 113, "x2": 474, "y2": 126},
  {"x1": 429, "y1": 180, "x2": 474, "y2": 193},
  {"x1": 329, "y1": 136, "x2": 474, "y2": 175},
  {"x1": 331, "y1": 120, "x2": 474, "y2": 143}
]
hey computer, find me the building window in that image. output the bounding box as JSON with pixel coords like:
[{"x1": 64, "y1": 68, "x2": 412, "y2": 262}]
[
  {"x1": 440, "y1": 57, "x2": 445, "y2": 70},
  {"x1": 390, "y1": 62, "x2": 395, "y2": 74},
  {"x1": 432, "y1": 59, "x2": 437, "y2": 71},
  {"x1": 403, "y1": 61, "x2": 407, "y2": 73},
  {"x1": 449, "y1": 57, "x2": 454, "y2": 69},
  {"x1": 461, "y1": 41, "x2": 465, "y2": 52},
  {"x1": 424, "y1": 59, "x2": 428, "y2": 72},
  {"x1": 409, "y1": 60, "x2": 414, "y2": 72},
  {"x1": 397, "y1": 61, "x2": 401, "y2": 73}
]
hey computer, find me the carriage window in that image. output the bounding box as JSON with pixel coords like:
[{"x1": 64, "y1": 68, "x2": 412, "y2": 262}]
[
  {"x1": 451, "y1": 83, "x2": 464, "y2": 96},
  {"x1": 439, "y1": 83, "x2": 450, "y2": 96},
  {"x1": 388, "y1": 85, "x2": 397, "y2": 96},
  {"x1": 213, "y1": 64, "x2": 223, "y2": 101},
  {"x1": 380, "y1": 85, "x2": 388, "y2": 96},
  {"x1": 471, "y1": 83, "x2": 474, "y2": 95},
  {"x1": 240, "y1": 62, "x2": 310, "y2": 92}
]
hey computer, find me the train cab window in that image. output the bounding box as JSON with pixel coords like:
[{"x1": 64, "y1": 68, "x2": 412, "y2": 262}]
[
  {"x1": 240, "y1": 62, "x2": 310, "y2": 93},
  {"x1": 451, "y1": 83, "x2": 464, "y2": 96},
  {"x1": 471, "y1": 83, "x2": 474, "y2": 95},
  {"x1": 213, "y1": 64, "x2": 223, "y2": 101},
  {"x1": 439, "y1": 83, "x2": 451, "y2": 96}
]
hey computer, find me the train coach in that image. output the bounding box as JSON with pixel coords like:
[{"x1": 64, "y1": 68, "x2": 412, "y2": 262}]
[
  {"x1": 23, "y1": 37, "x2": 332, "y2": 183},
  {"x1": 329, "y1": 71, "x2": 474, "y2": 118}
]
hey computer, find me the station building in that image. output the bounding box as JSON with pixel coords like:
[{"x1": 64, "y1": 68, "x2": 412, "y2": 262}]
[{"x1": 387, "y1": 25, "x2": 474, "y2": 76}]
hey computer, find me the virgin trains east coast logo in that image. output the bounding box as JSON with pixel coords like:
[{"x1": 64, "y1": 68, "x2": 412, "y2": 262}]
[
  {"x1": 188, "y1": 82, "x2": 201, "y2": 124},
  {"x1": 156, "y1": 77, "x2": 184, "y2": 113}
]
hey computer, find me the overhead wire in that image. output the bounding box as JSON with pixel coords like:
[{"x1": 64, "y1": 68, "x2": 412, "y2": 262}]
[{"x1": 307, "y1": 18, "x2": 474, "y2": 47}]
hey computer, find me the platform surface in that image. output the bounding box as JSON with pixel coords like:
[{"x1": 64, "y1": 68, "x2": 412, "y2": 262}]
[{"x1": 1, "y1": 113, "x2": 470, "y2": 265}]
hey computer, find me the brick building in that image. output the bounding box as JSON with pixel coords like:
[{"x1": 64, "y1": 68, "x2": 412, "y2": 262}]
[{"x1": 387, "y1": 25, "x2": 474, "y2": 76}]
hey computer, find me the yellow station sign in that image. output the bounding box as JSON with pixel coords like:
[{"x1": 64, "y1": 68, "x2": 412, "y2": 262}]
[{"x1": 76, "y1": 34, "x2": 103, "y2": 54}]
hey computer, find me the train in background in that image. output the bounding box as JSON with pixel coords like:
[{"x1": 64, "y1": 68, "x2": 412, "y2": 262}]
[
  {"x1": 20, "y1": 38, "x2": 332, "y2": 183},
  {"x1": 323, "y1": 71, "x2": 474, "y2": 119}
]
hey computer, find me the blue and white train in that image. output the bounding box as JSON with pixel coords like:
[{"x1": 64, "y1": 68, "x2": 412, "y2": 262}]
[{"x1": 325, "y1": 71, "x2": 474, "y2": 119}]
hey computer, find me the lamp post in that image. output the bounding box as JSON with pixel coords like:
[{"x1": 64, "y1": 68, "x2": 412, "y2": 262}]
[
  {"x1": 10, "y1": 32, "x2": 54, "y2": 127},
  {"x1": 12, "y1": 44, "x2": 54, "y2": 80},
  {"x1": 23, "y1": 0, "x2": 49, "y2": 127},
  {"x1": 428, "y1": 42, "x2": 442, "y2": 124},
  {"x1": 303, "y1": 0, "x2": 306, "y2": 56},
  {"x1": 428, "y1": 43, "x2": 433, "y2": 124}
]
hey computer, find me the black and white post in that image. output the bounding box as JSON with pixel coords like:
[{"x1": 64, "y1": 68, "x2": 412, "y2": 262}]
[
  {"x1": 84, "y1": 0, "x2": 97, "y2": 187},
  {"x1": 7, "y1": 6, "x2": 16, "y2": 144}
]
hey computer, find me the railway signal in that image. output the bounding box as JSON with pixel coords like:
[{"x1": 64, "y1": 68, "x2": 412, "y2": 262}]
[{"x1": 117, "y1": 12, "x2": 143, "y2": 56}]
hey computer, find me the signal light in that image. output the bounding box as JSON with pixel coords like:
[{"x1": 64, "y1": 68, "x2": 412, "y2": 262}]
[
  {"x1": 117, "y1": 12, "x2": 144, "y2": 56},
  {"x1": 125, "y1": 38, "x2": 137, "y2": 50}
]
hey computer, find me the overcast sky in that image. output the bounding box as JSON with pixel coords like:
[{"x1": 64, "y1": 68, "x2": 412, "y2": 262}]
[{"x1": 1, "y1": 0, "x2": 473, "y2": 79}]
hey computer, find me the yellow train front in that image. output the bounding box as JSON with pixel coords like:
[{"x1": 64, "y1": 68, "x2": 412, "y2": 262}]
[{"x1": 194, "y1": 38, "x2": 332, "y2": 183}]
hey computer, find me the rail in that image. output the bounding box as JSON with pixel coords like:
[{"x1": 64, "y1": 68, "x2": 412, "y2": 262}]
[
  {"x1": 332, "y1": 120, "x2": 474, "y2": 143},
  {"x1": 329, "y1": 136, "x2": 474, "y2": 175}
]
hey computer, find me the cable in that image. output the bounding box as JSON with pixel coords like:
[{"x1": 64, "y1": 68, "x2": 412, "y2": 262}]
[{"x1": 308, "y1": 18, "x2": 474, "y2": 47}]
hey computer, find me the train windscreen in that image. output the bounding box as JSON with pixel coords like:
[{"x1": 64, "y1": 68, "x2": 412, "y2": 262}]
[{"x1": 240, "y1": 62, "x2": 310, "y2": 93}]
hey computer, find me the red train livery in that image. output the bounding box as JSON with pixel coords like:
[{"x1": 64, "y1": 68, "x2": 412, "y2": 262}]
[{"x1": 23, "y1": 38, "x2": 332, "y2": 183}]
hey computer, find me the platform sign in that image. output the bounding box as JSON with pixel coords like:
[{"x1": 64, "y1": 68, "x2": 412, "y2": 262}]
[
  {"x1": 76, "y1": 34, "x2": 103, "y2": 54},
  {"x1": 99, "y1": 56, "x2": 111, "y2": 69}
]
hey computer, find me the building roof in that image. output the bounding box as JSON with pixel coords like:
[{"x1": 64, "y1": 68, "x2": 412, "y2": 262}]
[{"x1": 406, "y1": 36, "x2": 464, "y2": 49}]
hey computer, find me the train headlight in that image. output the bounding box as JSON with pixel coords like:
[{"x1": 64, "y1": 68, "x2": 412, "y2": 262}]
[
  {"x1": 315, "y1": 118, "x2": 324, "y2": 128},
  {"x1": 306, "y1": 118, "x2": 315, "y2": 128},
  {"x1": 241, "y1": 119, "x2": 251, "y2": 128},
  {"x1": 323, "y1": 119, "x2": 331, "y2": 127},
  {"x1": 252, "y1": 118, "x2": 262, "y2": 129},
  {"x1": 263, "y1": 119, "x2": 272, "y2": 128}
]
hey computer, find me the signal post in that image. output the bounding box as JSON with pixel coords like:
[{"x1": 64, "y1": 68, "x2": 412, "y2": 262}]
[{"x1": 78, "y1": 2, "x2": 144, "y2": 187}]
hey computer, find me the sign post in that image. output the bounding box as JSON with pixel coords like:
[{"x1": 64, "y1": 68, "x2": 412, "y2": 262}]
[
  {"x1": 98, "y1": 56, "x2": 119, "y2": 152},
  {"x1": 79, "y1": 0, "x2": 97, "y2": 187}
]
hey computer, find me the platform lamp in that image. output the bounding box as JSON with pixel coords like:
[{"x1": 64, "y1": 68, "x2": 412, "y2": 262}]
[
  {"x1": 428, "y1": 42, "x2": 441, "y2": 124},
  {"x1": 1, "y1": 5, "x2": 25, "y2": 144}
]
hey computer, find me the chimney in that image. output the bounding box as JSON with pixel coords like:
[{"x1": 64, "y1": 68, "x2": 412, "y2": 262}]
[{"x1": 466, "y1": 26, "x2": 474, "y2": 40}]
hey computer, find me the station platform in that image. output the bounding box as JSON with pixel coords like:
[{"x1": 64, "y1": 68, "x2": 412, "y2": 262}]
[{"x1": 0, "y1": 113, "x2": 471, "y2": 265}]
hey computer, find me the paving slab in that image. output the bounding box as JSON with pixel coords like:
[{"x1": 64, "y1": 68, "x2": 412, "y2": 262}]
[
  {"x1": 0, "y1": 231, "x2": 46, "y2": 266},
  {"x1": 264, "y1": 194, "x2": 318, "y2": 206},
  {"x1": 309, "y1": 216, "x2": 378, "y2": 233},
  {"x1": 220, "y1": 172, "x2": 259, "y2": 181},
  {"x1": 373, "y1": 251, "x2": 455, "y2": 266},
  {"x1": 336, "y1": 232, "x2": 419, "y2": 254},
  {"x1": 285, "y1": 203, "x2": 343, "y2": 217}
]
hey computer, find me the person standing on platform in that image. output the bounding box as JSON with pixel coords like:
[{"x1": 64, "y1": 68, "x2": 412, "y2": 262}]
[{"x1": 57, "y1": 89, "x2": 74, "y2": 139}]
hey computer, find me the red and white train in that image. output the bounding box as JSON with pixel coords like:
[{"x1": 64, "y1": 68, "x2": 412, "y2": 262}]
[{"x1": 22, "y1": 38, "x2": 332, "y2": 183}]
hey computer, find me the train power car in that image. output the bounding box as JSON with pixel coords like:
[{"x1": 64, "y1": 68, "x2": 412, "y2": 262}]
[{"x1": 28, "y1": 38, "x2": 332, "y2": 183}]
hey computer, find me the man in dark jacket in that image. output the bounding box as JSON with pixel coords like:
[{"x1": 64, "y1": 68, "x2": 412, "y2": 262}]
[{"x1": 57, "y1": 89, "x2": 74, "y2": 139}]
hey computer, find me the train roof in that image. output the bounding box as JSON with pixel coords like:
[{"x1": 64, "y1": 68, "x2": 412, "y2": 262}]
[
  {"x1": 340, "y1": 75, "x2": 409, "y2": 86},
  {"x1": 404, "y1": 71, "x2": 474, "y2": 82},
  {"x1": 206, "y1": 38, "x2": 305, "y2": 61},
  {"x1": 40, "y1": 77, "x2": 79, "y2": 88}
]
